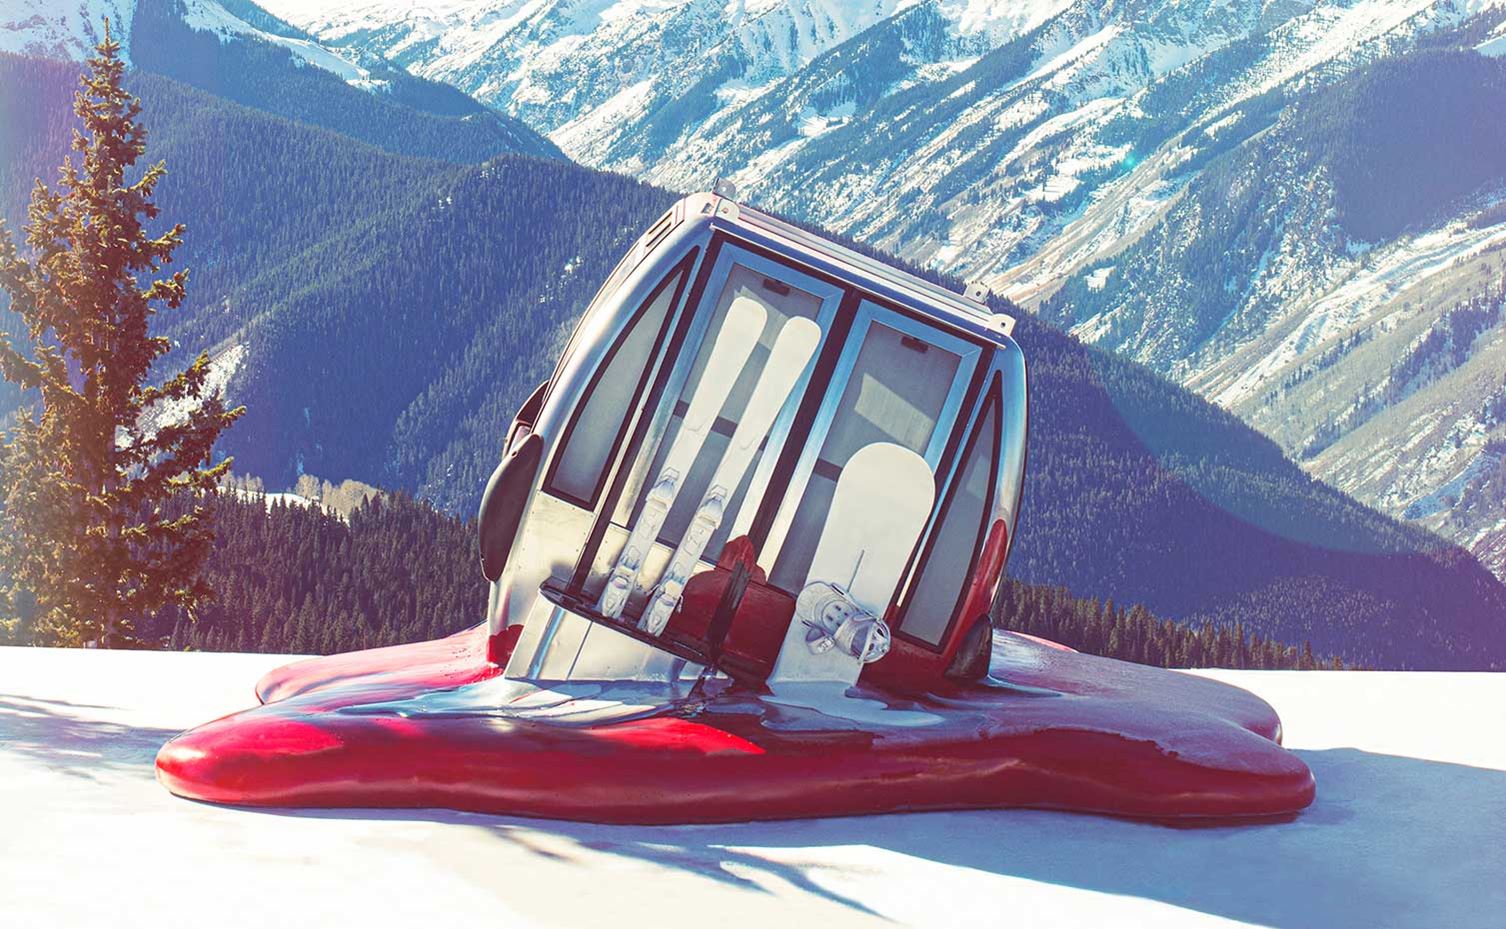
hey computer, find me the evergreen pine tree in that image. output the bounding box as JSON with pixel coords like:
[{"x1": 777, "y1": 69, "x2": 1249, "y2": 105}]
[{"x1": 0, "y1": 23, "x2": 244, "y2": 647}]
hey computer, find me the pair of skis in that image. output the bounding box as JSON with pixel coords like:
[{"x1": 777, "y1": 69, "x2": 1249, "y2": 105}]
[{"x1": 599, "y1": 294, "x2": 820, "y2": 635}]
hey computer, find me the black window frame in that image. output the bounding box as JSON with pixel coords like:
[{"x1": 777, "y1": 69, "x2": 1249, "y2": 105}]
[
  {"x1": 541, "y1": 250, "x2": 697, "y2": 510},
  {"x1": 891, "y1": 375, "x2": 1004, "y2": 652},
  {"x1": 562, "y1": 229, "x2": 1004, "y2": 599}
]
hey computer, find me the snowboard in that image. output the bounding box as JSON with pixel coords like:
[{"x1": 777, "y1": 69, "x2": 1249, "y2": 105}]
[{"x1": 769, "y1": 441, "x2": 935, "y2": 687}]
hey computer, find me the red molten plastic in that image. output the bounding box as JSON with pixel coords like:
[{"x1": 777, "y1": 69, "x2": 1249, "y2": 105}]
[{"x1": 157, "y1": 623, "x2": 1314, "y2": 824}]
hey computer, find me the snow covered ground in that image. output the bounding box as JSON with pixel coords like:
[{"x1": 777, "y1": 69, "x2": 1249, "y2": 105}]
[{"x1": 2, "y1": 646, "x2": 1503, "y2": 928}]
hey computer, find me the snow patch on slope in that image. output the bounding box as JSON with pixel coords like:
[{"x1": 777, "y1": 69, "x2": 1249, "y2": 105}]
[
  {"x1": 1478, "y1": 32, "x2": 1506, "y2": 57},
  {"x1": 1210, "y1": 219, "x2": 1506, "y2": 408},
  {"x1": 139, "y1": 343, "x2": 245, "y2": 437},
  {"x1": 177, "y1": 0, "x2": 385, "y2": 90},
  {"x1": 0, "y1": 0, "x2": 137, "y2": 62},
  {"x1": 0, "y1": 0, "x2": 392, "y2": 91}
]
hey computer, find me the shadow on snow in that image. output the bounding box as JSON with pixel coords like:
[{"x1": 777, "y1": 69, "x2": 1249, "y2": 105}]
[
  {"x1": 0, "y1": 695, "x2": 180, "y2": 780},
  {"x1": 238, "y1": 747, "x2": 1506, "y2": 929}
]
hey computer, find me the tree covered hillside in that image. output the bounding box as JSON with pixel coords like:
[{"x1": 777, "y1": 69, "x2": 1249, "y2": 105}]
[
  {"x1": 56, "y1": 489, "x2": 1342, "y2": 672},
  {"x1": 2, "y1": 56, "x2": 1504, "y2": 668},
  {"x1": 1033, "y1": 36, "x2": 1506, "y2": 593},
  {"x1": 127, "y1": 0, "x2": 562, "y2": 163},
  {"x1": 1316, "y1": 49, "x2": 1506, "y2": 244},
  {"x1": 993, "y1": 580, "x2": 1348, "y2": 671},
  {"x1": 1010, "y1": 314, "x2": 1505, "y2": 669},
  {"x1": 0, "y1": 55, "x2": 467, "y2": 329},
  {"x1": 1045, "y1": 47, "x2": 1506, "y2": 358},
  {"x1": 140, "y1": 491, "x2": 483, "y2": 654}
]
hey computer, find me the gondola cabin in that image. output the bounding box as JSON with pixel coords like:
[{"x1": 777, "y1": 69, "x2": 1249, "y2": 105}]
[
  {"x1": 156, "y1": 217, "x2": 1313, "y2": 822},
  {"x1": 477, "y1": 190, "x2": 1027, "y2": 701}
]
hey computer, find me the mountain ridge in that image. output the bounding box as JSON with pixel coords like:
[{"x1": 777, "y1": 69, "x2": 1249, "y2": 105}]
[
  {"x1": 3, "y1": 33, "x2": 1505, "y2": 666},
  {"x1": 252, "y1": 0, "x2": 1506, "y2": 578},
  {"x1": 0, "y1": 0, "x2": 562, "y2": 162}
]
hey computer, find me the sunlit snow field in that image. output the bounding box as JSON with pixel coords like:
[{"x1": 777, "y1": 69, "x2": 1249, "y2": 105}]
[{"x1": 2, "y1": 644, "x2": 1503, "y2": 928}]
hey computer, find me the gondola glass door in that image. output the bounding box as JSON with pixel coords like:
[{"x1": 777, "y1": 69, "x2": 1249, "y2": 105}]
[
  {"x1": 763, "y1": 301, "x2": 982, "y2": 593},
  {"x1": 583, "y1": 245, "x2": 843, "y2": 621}
]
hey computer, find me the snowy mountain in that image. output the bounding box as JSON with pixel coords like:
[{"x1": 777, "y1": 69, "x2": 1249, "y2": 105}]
[
  {"x1": 250, "y1": 0, "x2": 1499, "y2": 262},
  {"x1": 8, "y1": 36, "x2": 1506, "y2": 663},
  {"x1": 0, "y1": 0, "x2": 561, "y2": 161},
  {"x1": 1032, "y1": 38, "x2": 1506, "y2": 579},
  {"x1": 0, "y1": 0, "x2": 135, "y2": 62},
  {"x1": 251, "y1": 0, "x2": 1059, "y2": 163},
  {"x1": 11, "y1": 0, "x2": 1498, "y2": 571},
  {"x1": 2, "y1": 0, "x2": 359, "y2": 78},
  {"x1": 255, "y1": 0, "x2": 1506, "y2": 578},
  {"x1": 256, "y1": 0, "x2": 1066, "y2": 172}
]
